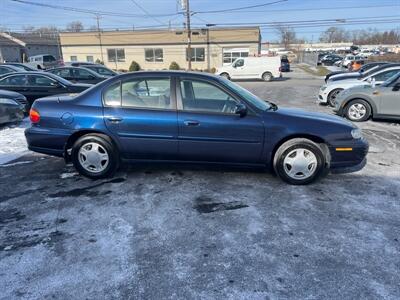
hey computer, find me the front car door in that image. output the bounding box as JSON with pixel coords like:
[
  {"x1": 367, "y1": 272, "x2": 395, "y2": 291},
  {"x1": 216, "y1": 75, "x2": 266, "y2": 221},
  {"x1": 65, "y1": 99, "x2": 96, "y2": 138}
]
[
  {"x1": 73, "y1": 68, "x2": 99, "y2": 84},
  {"x1": 25, "y1": 74, "x2": 65, "y2": 102},
  {"x1": 103, "y1": 75, "x2": 178, "y2": 160},
  {"x1": 377, "y1": 75, "x2": 400, "y2": 116},
  {"x1": 229, "y1": 58, "x2": 245, "y2": 79},
  {"x1": 176, "y1": 76, "x2": 264, "y2": 163}
]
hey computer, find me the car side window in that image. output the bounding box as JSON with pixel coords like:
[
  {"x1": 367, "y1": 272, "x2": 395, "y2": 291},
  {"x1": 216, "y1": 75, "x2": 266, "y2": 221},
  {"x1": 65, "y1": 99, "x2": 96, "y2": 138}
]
[
  {"x1": 180, "y1": 79, "x2": 237, "y2": 114},
  {"x1": 53, "y1": 69, "x2": 71, "y2": 77},
  {"x1": 27, "y1": 75, "x2": 57, "y2": 86},
  {"x1": 374, "y1": 70, "x2": 399, "y2": 82},
  {"x1": 0, "y1": 75, "x2": 28, "y2": 86},
  {"x1": 104, "y1": 82, "x2": 121, "y2": 106},
  {"x1": 121, "y1": 78, "x2": 172, "y2": 110},
  {"x1": 234, "y1": 59, "x2": 244, "y2": 67},
  {"x1": 74, "y1": 69, "x2": 95, "y2": 79}
]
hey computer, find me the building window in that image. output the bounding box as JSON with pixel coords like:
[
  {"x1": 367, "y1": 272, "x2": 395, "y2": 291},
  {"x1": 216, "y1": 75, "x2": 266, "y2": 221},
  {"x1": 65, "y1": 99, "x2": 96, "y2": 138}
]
[
  {"x1": 145, "y1": 48, "x2": 163, "y2": 62},
  {"x1": 107, "y1": 49, "x2": 125, "y2": 62},
  {"x1": 70, "y1": 56, "x2": 77, "y2": 62},
  {"x1": 186, "y1": 48, "x2": 205, "y2": 62},
  {"x1": 86, "y1": 56, "x2": 94, "y2": 63},
  {"x1": 223, "y1": 48, "x2": 249, "y2": 65}
]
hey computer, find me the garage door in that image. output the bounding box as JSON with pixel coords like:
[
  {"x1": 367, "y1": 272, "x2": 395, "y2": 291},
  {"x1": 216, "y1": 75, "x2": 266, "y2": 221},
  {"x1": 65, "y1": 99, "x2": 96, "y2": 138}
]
[{"x1": 223, "y1": 48, "x2": 249, "y2": 65}]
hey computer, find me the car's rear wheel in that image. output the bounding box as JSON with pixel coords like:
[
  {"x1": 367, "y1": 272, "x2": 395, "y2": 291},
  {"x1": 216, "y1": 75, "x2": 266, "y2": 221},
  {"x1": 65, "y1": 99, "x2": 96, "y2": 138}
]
[
  {"x1": 327, "y1": 88, "x2": 343, "y2": 107},
  {"x1": 262, "y1": 72, "x2": 273, "y2": 82},
  {"x1": 220, "y1": 72, "x2": 230, "y2": 80},
  {"x1": 273, "y1": 138, "x2": 327, "y2": 185},
  {"x1": 344, "y1": 99, "x2": 371, "y2": 122},
  {"x1": 71, "y1": 134, "x2": 119, "y2": 179}
]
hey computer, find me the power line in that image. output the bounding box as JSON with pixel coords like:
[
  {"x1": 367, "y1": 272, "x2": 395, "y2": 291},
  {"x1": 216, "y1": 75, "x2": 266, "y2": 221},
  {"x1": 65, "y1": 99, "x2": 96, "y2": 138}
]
[
  {"x1": 129, "y1": 0, "x2": 167, "y2": 26},
  {"x1": 10, "y1": 0, "x2": 180, "y2": 18},
  {"x1": 194, "y1": 0, "x2": 288, "y2": 14}
]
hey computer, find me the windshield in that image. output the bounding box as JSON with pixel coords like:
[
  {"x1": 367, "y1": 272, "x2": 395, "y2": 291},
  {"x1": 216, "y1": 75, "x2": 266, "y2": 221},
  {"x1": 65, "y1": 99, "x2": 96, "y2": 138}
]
[
  {"x1": 382, "y1": 72, "x2": 400, "y2": 87},
  {"x1": 219, "y1": 77, "x2": 271, "y2": 111}
]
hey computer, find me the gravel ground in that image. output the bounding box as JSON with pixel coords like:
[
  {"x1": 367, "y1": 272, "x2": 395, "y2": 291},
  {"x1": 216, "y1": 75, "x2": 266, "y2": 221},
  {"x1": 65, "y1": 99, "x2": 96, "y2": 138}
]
[{"x1": 0, "y1": 66, "x2": 399, "y2": 300}]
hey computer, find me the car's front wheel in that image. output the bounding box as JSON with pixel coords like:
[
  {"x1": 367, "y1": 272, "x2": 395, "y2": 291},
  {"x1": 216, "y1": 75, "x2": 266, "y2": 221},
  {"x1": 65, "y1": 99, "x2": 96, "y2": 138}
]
[
  {"x1": 273, "y1": 138, "x2": 327, "y2": 185},
  {"x1": 71, "y1": 134, "x2": 119, "y2": 179},
  {"x1": 344, "y1": 99, "x2": 371, "y2": 122}
]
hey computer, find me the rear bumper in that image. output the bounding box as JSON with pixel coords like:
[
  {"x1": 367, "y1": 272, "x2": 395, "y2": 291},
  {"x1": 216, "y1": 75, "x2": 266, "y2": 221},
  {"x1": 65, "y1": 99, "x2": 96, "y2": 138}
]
[{"x1": 25, "y1": 126, "x2": 71, "y2": 157}]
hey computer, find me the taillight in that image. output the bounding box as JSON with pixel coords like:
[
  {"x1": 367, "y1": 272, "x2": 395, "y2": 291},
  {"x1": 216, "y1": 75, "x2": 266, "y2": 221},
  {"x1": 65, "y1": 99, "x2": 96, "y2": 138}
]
[{"x1": 29, "y1": 109, "x2": 40, "y2": 123}]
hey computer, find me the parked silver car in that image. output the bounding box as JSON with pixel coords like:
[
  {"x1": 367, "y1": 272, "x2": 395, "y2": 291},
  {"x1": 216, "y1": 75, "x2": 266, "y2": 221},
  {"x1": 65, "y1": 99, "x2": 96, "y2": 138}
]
[{"x1": 333, "y1": 72, "x2": 400, "y2": 122}]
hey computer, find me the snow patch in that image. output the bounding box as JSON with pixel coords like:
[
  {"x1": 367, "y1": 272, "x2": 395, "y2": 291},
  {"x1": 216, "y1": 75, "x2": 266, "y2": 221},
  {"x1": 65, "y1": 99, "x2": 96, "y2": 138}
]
[
  {"x1": 60, "y1": 172, "x2": 79, "y2": 179},
  {"x1": 0, "y1": 119, "x2": 30, "y2": 165}
]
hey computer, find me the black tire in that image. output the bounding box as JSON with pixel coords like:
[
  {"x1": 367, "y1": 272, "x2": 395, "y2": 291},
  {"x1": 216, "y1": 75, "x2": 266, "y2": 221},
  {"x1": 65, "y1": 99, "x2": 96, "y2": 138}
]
[
  {"x1": 344, "y1": 99, "x2": 371, "y2": 122},
  {"x1": 71, "y1": 133, "x2": 119, "y2": 179},
  {"x1": 220, "y1": 72, "x2": 230, "y2": 80},
  {"x1": 273, "y1": 138, "x2": 327, "y2": 185},
  {"x1": 262, "y1": 72, "x2": 273, "y2": 82},
  {"x1": 327, "y1": 88, "x2": 343, "y2": 107}
]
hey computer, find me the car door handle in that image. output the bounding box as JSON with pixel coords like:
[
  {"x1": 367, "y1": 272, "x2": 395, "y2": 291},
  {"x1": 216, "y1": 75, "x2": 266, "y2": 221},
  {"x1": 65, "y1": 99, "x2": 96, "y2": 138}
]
[
  {"x1": 107, "y1": 117, "x2": 123, "y2": 123},
  {"x1": 184, "y1": 120, "x2": 200, "y2": 126}
]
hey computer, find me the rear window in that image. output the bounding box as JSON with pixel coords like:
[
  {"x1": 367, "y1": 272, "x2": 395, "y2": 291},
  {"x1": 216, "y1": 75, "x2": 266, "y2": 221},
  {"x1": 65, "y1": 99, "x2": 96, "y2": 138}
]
[{"x1": 44, "y1": 55, "x2": 56, "y2": 62}]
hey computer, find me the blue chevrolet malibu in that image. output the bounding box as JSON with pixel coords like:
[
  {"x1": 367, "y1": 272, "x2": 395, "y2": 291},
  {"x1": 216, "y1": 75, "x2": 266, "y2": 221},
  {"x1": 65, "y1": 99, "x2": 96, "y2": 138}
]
[{"x1": 25, "y1": 71, "x2": 368, "y2": 185}]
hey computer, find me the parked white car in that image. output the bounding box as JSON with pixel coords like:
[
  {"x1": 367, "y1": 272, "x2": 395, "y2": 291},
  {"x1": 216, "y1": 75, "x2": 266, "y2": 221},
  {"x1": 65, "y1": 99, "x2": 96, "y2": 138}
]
[
  {"x1": 318, "y1": 66, "x2": 400, "y2": 106},
  {"x1": 215, "y1": 56, "x2": 281, "y2": 81},
  {"x1": 342, "y1": 54, "x2": 363, "y2": 68}
]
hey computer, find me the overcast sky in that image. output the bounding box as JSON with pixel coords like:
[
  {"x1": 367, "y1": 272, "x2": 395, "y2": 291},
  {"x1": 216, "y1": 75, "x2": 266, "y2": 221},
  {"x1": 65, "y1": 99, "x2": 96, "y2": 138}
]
[{"x1": 0, "y1": 0, "x2": 399, "y2": 42}]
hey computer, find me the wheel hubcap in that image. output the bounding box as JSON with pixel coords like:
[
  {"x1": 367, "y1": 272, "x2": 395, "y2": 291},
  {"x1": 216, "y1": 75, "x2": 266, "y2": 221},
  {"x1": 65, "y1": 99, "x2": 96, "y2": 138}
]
[
  {"x1": 348, "y1": 103, "x2": 366, "y2": 120},
  {"x1": 78, "y1": 142, "x2": 109, "y2": 173},
  {"x1": 283, "y1": 148, "x2": 318, "y2": 180}
]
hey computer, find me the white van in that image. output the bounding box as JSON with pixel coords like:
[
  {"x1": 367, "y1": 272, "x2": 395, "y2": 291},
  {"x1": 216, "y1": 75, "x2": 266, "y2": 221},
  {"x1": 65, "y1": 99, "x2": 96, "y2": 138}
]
[
  {"x1": 216, "y1": 56, "x2": 281, "y2": 81},
  {"x1": 27, "y1": 54, "x2": 61, "y2": 70}
]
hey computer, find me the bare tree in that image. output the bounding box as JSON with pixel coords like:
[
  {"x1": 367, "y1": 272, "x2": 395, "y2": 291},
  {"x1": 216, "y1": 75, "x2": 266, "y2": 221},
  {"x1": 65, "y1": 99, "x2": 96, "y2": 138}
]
[
  {"x1": 66, "y1": 21, "x2": 84, "y2": 32},
  {"x1": 319, "y1": 27, "x2": 349, "y2": 43},
  {"x1": 274, "y1": 25, "x2": 296, "y2": 49}
]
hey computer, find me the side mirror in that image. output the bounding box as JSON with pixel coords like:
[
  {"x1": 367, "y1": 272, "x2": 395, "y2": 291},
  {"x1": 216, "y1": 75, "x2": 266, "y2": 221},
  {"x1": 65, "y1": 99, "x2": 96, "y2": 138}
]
[
  {"x1": 393, "y1": 82, "x2": 400, "y2": 92},
  {"x1": 234, "y1": 103, "x2": 247, "y2": 117}
]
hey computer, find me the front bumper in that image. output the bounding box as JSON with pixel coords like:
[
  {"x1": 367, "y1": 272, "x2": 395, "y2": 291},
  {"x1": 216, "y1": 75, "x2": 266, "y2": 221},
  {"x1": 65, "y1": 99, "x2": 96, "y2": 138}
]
[
  {"x1": 317, "y1": 89, "x2": 328, "y2": 103},
  {"x1": 328, "y1": 137, "x2": 369, "y2": 173}
]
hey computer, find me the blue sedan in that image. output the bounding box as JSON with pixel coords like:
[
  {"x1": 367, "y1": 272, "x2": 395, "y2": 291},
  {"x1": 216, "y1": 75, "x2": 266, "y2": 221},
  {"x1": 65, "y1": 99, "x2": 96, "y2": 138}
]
[{"x1": 25, "y1": 71, "x2": 368, "y2": 185}]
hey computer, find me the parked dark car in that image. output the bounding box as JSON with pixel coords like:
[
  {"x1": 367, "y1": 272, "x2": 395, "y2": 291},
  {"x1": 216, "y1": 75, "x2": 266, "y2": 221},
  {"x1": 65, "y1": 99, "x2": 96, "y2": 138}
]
[
  {"x1": 316, "y1": 52, "x2": 330, "y2": 65},
  {"x1": 68, "y1": 62, "x2": 117, "y2": 77},
  {"x1": 0, "y1": 72, "x2": 92, "y2": 106},
  {"x1": 328, "y1": 63, "x2": 400, "y2": 83},
  {"x1": 0, "y1": 65, "x2": 24, "y2": 76},
  {"x1": 47, "y1": 67, "x2": 107, "y2": 84},
  {"x1": 0, "y1": 89, "x2": 26, "y2": 125},
  {"x1": 25, "y1": 71, "x2": 368, "y2": 185},
  {"x1": 280, "y1": 57, "x2": 290, "y2": 72},
  {"x1": 324, "y1": 62, "x2": 388, "y2": 82},
  {"x1": 320, "y1": 54, "x2": 343, "y2": 66},
  {"x1": 1, "y1": 63, "x2": 37, "y2": 72}
]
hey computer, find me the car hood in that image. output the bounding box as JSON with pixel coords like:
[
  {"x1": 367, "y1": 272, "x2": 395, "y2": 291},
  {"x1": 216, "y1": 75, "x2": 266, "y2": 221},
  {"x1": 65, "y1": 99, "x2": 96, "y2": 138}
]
[
  {"x1": 329, "y1": 72, "x2": 360, "y2": 81},
  {"x1": 0, "y1": 89, "x2": 24, "y2": 98},
  {"x1": 272, "y1": 107, "x2": 355, "y2": 127}
]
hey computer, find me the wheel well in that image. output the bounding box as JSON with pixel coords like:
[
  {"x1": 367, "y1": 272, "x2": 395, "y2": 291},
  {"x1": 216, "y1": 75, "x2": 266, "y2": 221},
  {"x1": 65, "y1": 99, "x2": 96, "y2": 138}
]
[
  {"x1": 64, "y1": 130, "x2": 118, "y2": 161},
  {"x1": 270, "y1": 134, "x2": 328, "y2": 168}
]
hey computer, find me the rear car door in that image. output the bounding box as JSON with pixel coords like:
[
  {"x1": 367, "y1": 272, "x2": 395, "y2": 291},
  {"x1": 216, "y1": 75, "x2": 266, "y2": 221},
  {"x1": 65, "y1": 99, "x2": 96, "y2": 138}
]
[
  {"x1": 73, "y1": 68, "x2": 99, "y2": 84},
  {"x1": 103, "y1": 75, "x2": 178, "y2": 160},
  {"x1": 176, "y1": 77, "x2": 264, "y2": 163}
]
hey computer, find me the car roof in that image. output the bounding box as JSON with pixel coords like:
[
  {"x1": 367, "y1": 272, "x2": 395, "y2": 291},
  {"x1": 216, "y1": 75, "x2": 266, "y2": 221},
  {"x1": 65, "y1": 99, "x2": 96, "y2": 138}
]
[
  {"x1": 0, "y1": 64, "x2": 24, "y2": 71},
  {"x1": 49, "y1": 66, "x2": 102, "y2": 75},
  {"x1": 111, "y1": 70, "x2": 221, "y2": 81}
]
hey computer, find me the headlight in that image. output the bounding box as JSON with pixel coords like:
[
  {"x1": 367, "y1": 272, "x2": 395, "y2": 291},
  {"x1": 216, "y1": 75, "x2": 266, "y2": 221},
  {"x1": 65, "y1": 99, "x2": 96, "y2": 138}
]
[
  {"x1": 351, "y1": 128, "x2": 363, "y2": 139},
  {"x1": 321, "y1": 85, "x2": 327, "y2": 91},
  {"x1": 0, "y1": 98, "x2": 19, "y2": 106}
]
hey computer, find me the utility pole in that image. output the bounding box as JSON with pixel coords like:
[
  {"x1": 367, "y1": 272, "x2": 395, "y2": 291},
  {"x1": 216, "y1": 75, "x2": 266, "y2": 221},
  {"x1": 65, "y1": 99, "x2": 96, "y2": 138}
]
[
  {"x1": 95, "y1": 14, "x2": 105, "y2": 64},
  {"x1": 181, "y1": 0, "x2": 192, "y2": 70}
]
